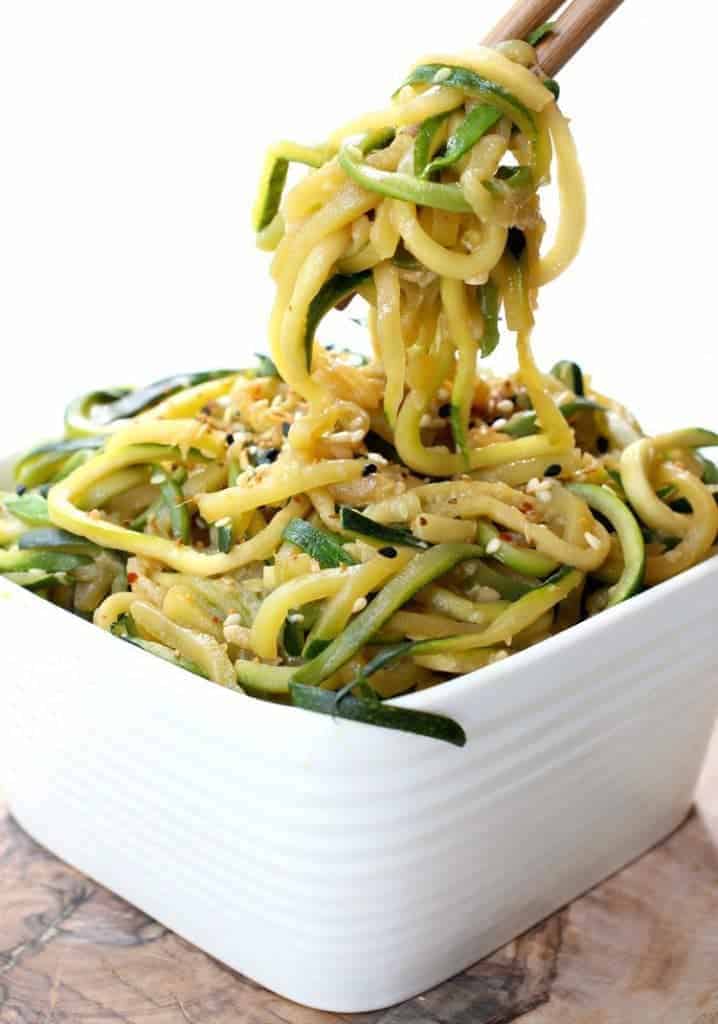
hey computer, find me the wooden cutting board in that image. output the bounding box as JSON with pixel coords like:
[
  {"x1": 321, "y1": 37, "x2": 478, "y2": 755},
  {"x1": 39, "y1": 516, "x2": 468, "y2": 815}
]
[{"x1": 1, "y1": 731, "x2": 717, "y2": 1024}]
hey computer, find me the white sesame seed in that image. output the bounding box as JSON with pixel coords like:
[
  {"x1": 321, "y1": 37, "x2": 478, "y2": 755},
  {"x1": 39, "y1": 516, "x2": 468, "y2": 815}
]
[
  {"x1": 492, "y1": 418, "x2": 508, "y2": 430},
  {"x1": 485, "y1": 537, "x2": 502, "y2": 555},
  {"x1": 432, "y1": 66, "x2": 452, "y2": 83},
  {"x1": 496, "y1": 399, "x2": 514, "y2": 415},
  {"x1": 491, "y1": 650, "x2": 510, "y2": 662},
  {"x1": 525, "y1": 477, "x2": 541, "y2": 494},
  {"x1": 367, "y1": 452, "x2": 388, "y2": 466},
  {"x1": 475, "y1": 586, "x2": 501, "y2": 602},
  {"x1": 225, "y1": 613, "x2": 243, "y2": 626},
  {"x1": 351, "y1": 597, "x2": 367, "y2": 614},
  {"x1": 420, "y1": 414, "x2": 433, "y2": 428},
  {"x1": 287, "y1": 612, "x2": 305, "y2": 624},
  {"x1": 584, "y1": 531, "x2": 601, "y2": 550}
]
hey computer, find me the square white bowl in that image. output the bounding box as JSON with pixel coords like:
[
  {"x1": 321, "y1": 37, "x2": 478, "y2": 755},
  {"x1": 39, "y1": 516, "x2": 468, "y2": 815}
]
[{"x1": 1, "y1": 451, "x2": 717, "y2": 1013}]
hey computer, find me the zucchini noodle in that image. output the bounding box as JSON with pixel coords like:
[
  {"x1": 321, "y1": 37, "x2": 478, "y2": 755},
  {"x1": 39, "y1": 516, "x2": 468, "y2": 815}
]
[{"x1": 3, "y1": 39, "x2": 716, "y2": 745}]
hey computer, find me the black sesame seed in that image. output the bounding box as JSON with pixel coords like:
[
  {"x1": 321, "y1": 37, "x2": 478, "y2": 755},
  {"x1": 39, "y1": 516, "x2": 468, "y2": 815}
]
[
  {"x1": 15, "y1": 484, "x2": 27, "y2": 496},
  {"x1": 378, "y1": 546, "x2": 397, "y2": 558},
  {"x1": 544, "y1": 463, "x2": 561, "y2": 477},
  {"x1": 225, "y1": 433, "x2": 234, "y2": 445},
  {"x1": 438, "y1": 403, "x2": 451, "y2": 418},
  {"x1": 263, "y1": 447, "x2": 280, "y2": 463},
  {"x1": 281, "y1": 422, "x2": 290, "y2": 436},
  {"x1": 597, "y1": 436, "x2": 610, "y2": 454},
  {"x1": 362, "y1": 463, "x2": 378, "y2": 477}
]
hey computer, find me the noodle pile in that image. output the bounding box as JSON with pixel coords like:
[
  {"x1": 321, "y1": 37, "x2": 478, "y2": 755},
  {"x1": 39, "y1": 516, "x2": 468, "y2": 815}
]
[{"x1": 2, "y1": 41, "x2": 717, "y2": 743}]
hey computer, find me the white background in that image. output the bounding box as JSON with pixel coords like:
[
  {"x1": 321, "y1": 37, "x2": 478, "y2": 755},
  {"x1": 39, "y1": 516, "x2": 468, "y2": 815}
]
[{"x1": 0, "y1": 1, "x2": 715, "y2": 451}]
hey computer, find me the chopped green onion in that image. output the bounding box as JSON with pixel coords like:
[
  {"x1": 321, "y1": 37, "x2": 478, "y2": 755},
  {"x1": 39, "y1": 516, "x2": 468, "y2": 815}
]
[
  {"x1": 339, "y1": 142, "x2": 472, "y2": 212},
  {"x1": 18, "y1": 527, "x2": 101, "y2": 556},
  {"x1": 283, "y1": 517, "x2": 356, "y2": 568},
  {"x1": 478, "y1": 281, "x2": 500, "y2": 357},
  {"x1": 290, "y1": 682, "x2": 466, "y2": 747},
  {"x1": 413, "y1": 110, "x2": 454, "y2": 177},
  {"x1": 305, "y1": 271, "x2": 372, "y2": 369},
  {"x1": 526, "y1": 21, "x2": 556, "y2": 45},
  {"x1": 422, "y1": 105, "x2": 502, "y2": 179},
  {"x1": 2, "y1": 492, "x2": 51, "y2": 526},
  {"x1": 339, "y1": 507, "x2": 430, "y2": 550}
]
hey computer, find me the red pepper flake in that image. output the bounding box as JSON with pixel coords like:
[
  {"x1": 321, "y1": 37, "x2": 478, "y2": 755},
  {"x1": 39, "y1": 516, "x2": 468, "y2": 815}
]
[
  {"x1": 127, "y1": 572, "x2": 138, "y2": 584},
  {"x1": 499, "y1": 532, "x2": 514, "y2": 542}
]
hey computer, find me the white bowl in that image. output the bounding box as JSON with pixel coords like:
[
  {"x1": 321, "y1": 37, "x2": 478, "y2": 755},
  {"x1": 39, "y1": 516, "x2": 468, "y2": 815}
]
[{"x1": 1, "y1": 451, "x2": 716, "y2": 1013}]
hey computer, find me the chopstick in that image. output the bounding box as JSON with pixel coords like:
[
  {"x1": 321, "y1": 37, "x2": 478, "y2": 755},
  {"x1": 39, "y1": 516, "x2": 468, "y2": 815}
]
[
  {"x1": 483, "y1": 0, "x2": 565, "y2": 48},
  {"x1": 484, "y1": 0, "x2": 624, "y2": 76},
  {"x1": 535, "y1": 0, "x2": 623, "y2": 74}
]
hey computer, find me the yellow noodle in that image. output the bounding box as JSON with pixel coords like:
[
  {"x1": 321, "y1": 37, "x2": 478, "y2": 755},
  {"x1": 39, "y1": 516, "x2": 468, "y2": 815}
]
[
  {"x1": 197, "y1": 459, "x2": 366, "y2": 521},
  {"x1": 131, "y1": 601, "x2": 236, "y2": 686}
]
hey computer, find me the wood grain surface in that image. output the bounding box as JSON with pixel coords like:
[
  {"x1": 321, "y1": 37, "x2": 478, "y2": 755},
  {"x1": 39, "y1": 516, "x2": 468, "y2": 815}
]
[{"x1": 1, "y1": 730, "x2": 717, "y2": 1024}]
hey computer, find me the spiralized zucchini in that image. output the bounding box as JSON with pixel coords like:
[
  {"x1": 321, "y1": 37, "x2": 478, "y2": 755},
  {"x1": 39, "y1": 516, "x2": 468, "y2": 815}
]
[{"x1": 2, "y1": 42, "x2": 716, "y2": 746}]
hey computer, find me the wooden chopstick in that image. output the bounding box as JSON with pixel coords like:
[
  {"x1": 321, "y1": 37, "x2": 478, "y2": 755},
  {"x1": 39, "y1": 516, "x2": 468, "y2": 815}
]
[
  {"x1": 534, "y1": 0, "x2": 623, "y2": 74},
  {"x1": 484, "y1": 0, "x2": 623, "y2": 76},
  {"x1": 483, "y1": 0, "x2": 565, "y2": 48}
]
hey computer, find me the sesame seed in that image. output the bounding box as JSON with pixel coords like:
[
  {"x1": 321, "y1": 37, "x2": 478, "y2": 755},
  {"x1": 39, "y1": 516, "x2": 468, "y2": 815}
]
[
  {"x1": 379, "y1": 546, "x2": 397, "y2": 558},
  {"x1": 15, "y1": 484, "x2": 27, "y2": 496},
  {"x1": 492, "y1": 418, "x2": 508, "y2": 429},
  {"x1": 475, "y1": 586, "x2": 501, "y2": 602},
  {"x1": 584, "y1": 531, "x2": 601, "y2": 550},
  {"x1": 351, "y1": 597, "x2": 368, "y2": 614},
  {"x1": 287, "y1": 612, "x2": 304, "y2": 624},
  {"x1": 367, "y1": 452, "x2": 388, "y2": 466},
  {"x1": 496, "y1": 399, "x2": 514, "y2": 415},
  {"x1": 362, "y1": 463, "x2": 378, "y2": 477},
  {"x1": 225, "y1": 433, "x2": 234, "y2": 445},
  {"x1": 485, "y1": 537, "x2": 502, "y2": 555},
  {"x1": 420, "y1": 414, "x2": 433, "y2": 428},
  {"x1": 438, "y1": 403, "x2": 451, "y2": 418},
  {"x1": 544, "y1": 463, "x2": 561, "y2": 477},
  {"x1": 525, "y1": 477, "x2": 541, "y2": 494}
]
